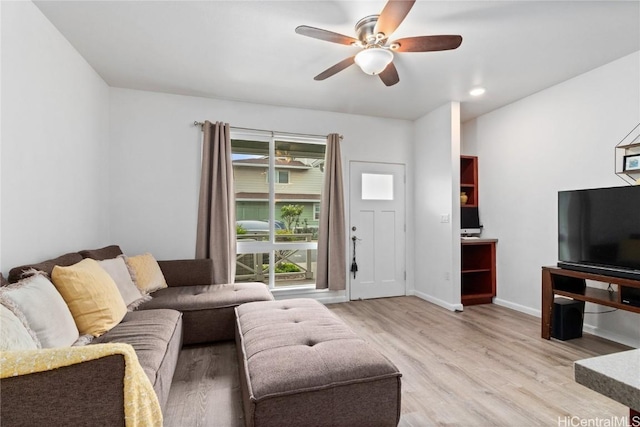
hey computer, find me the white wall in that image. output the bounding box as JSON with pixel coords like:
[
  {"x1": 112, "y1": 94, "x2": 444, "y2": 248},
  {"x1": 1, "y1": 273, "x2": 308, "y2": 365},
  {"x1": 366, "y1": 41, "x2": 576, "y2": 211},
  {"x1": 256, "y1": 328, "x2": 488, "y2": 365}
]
[
  {"x1": 0, "y1": 1, "x2": 111, "y2": 274},
  {"x1": 463, "y1": 51, "x2": 640, "y2": 346},
  {"x1": 108, "y1": 88, "x2": 414, "y2": 297},
  {"x1": 413, "y1": 102, "x2": 463, "y2": 311}
]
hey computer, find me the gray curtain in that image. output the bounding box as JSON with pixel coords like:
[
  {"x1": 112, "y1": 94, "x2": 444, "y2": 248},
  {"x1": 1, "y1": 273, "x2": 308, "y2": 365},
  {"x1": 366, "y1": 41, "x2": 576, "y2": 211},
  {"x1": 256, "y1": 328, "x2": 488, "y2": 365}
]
[
  {"x1": 316, "y1": 133, "x2": 346, "y2": 290},
  {"x1": 196, "y1": 121, "x2": 236, "y2": 284}
]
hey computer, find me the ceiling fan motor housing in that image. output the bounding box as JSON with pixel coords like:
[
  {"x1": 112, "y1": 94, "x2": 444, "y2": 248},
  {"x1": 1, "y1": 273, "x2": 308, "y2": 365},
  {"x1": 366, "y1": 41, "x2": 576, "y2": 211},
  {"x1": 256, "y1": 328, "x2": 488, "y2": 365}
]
[{"x1": 355, "y1": 15, "x2": 383, "y2": 46}]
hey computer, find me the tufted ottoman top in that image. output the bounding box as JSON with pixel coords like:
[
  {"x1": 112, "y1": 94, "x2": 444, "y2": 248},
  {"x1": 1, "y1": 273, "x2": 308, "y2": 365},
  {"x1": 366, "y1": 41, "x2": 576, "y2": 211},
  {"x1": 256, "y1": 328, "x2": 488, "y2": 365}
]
[{"x1": 235, "y1": 298, "x2": 401, "y2": 401}]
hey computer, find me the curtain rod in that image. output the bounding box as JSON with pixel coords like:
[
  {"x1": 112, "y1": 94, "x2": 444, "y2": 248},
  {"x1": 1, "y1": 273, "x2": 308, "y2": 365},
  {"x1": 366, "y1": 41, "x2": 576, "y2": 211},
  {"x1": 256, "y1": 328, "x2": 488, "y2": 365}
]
[{"x1": 193, "y1": 121, "x2": 342, "y2": 140}]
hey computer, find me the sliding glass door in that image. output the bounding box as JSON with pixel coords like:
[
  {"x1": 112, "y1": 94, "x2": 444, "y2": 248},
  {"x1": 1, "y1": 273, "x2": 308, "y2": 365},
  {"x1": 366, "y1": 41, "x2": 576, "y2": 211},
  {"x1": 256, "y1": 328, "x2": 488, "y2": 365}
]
[{"x1": 232, "y1": 130, "x2": 325, "y2": 288}]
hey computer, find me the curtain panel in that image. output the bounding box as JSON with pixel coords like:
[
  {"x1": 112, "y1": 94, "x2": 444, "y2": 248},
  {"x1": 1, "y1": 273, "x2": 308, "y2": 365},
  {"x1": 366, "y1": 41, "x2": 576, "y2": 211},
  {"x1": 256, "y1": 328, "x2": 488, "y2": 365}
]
[
  {"x1": 316, "y1": 133, "x2": 346, "y2": 290},
  {"x1": 195, "y1": 121, "x2": 236, "y2": 284}
]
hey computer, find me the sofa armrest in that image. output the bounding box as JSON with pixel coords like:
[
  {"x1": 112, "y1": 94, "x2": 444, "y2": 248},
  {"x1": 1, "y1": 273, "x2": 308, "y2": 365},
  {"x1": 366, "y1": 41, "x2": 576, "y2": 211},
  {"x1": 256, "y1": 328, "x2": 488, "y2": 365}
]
[
  {"x1": 1, "y1": 354, "x2": 126, "y2": 426},
  {"x1": 158, "y1": 259, "x2": 213, "y2": 287}
]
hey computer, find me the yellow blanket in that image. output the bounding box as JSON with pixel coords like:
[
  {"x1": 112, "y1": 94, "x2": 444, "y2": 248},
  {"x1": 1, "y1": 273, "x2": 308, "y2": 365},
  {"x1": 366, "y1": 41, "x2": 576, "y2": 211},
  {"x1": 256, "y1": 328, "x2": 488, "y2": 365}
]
[{"x1": 1, "y1": 343, "x2": 163, "y2": 427}]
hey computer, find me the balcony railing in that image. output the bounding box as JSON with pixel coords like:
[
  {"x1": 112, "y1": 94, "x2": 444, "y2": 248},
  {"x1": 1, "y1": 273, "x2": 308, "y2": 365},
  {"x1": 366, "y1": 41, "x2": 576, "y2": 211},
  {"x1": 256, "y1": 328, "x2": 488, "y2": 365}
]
[{"x1": 236, "y1": 233, "x2": 314, "y2": 285}]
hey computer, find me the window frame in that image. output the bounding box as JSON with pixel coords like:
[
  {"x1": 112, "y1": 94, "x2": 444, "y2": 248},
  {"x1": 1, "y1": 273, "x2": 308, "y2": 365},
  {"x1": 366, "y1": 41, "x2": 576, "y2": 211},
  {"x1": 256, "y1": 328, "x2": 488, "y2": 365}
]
[
  {"x1": 232, "y1": 130, "x2": 325, "y2": 289},
  {"x1": 313, "y1": 203, "x2": 321, "y2": 221},
  {"x1": 266, "y1": 169, "x2": 290, "y2": 184}
]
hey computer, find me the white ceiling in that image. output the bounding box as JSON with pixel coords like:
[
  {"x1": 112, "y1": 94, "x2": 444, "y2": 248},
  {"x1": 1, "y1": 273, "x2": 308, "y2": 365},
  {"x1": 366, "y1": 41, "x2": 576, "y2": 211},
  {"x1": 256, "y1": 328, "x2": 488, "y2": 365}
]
[{"x1": 34, "y1": 1, "x2": 640, "y2": 122}]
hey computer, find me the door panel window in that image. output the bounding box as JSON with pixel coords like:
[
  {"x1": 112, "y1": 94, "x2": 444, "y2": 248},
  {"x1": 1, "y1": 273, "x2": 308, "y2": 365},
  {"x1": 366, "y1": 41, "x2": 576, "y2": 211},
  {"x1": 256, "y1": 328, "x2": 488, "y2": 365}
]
[{"x1": 362, "y1": 173, "x2": 394, "y2": 200}]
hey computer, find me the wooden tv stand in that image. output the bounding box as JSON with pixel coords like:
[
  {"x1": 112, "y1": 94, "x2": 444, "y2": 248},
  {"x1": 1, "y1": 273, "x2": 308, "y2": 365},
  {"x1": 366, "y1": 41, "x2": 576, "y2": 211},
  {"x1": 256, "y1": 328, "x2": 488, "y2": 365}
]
[{"x1": 541, "y1": 266, "x2": 640, "y2": 339}]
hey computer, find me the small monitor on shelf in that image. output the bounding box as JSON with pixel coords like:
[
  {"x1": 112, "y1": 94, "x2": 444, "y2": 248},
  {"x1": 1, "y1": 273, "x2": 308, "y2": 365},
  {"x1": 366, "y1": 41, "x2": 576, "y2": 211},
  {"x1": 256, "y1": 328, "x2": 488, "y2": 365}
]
[{"x1": 461, "y1": 207, "x2": 482, "y2": 236}]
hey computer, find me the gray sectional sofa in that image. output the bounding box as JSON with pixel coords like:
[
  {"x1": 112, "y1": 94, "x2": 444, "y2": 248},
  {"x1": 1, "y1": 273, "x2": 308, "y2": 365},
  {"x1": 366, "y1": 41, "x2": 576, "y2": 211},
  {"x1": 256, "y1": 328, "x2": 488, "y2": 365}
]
[
  {"x1": 1, "y1": 245, "x2": 403, "y2": 427},
  {"x1": 0, "y1": 245, "x2": 274, "y2": 426}
]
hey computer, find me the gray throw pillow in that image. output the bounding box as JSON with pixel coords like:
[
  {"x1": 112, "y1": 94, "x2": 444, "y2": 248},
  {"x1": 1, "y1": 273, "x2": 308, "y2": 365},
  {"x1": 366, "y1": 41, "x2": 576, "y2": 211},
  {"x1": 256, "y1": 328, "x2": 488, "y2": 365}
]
[{"x1": 98, "y1": 256, "x2": 150, "y2": 310}]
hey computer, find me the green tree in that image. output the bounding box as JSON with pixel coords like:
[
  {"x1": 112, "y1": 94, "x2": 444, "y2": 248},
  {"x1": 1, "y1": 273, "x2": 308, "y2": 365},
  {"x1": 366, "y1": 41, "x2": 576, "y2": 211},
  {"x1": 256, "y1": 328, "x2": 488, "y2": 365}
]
[{"x1": 280, "y1": 204, "x2": 304, "y2": 232}]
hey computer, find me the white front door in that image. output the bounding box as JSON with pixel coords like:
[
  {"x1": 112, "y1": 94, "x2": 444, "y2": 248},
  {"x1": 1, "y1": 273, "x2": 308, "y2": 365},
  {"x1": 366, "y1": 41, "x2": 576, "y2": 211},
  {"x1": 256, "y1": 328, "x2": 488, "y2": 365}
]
[{"x1": 349, "y1": 162, "x2": 406, "y2": 300}]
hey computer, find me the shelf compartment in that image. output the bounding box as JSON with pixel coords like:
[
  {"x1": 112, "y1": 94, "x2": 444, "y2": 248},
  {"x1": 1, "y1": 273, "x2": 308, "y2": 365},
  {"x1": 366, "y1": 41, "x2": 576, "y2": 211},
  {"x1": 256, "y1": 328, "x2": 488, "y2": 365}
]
[
  {"x1": 554, "y1": 288, "x2": 618, "y2": 305},
  {"x1": 462, "y1": 293, "x2": 494, "y2": 305},
  {"x1": 462, "y1": 271, "x2": 494, "y2": 298},
  {"x1": 461, "y1": 244, "x2": 493, "y2": 270},
  {"x1": 460, "y1": 156, "x2": 479, "y2": 206}
]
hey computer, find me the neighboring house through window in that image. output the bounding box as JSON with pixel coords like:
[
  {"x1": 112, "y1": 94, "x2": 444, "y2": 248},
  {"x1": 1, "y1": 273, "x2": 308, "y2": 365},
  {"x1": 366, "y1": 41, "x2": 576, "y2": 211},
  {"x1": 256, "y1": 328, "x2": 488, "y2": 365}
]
[{"x1": 266, "y1": 169, "x2": 290, "y2": 184}]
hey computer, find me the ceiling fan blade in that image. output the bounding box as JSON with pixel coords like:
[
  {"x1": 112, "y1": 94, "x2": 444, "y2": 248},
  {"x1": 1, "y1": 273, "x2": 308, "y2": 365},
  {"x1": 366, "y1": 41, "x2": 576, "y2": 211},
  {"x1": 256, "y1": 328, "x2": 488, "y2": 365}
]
[
  {"x1": 374, "y1": 0, "x2": 416, "y2": 38},
  {"x1": 295, "y1": 25, "x2": 358, "y2": 46},
  {"x1": 378, "y1": 62, "x2": 399, "y2": 87},
  {"x1": 392, "y1": 35, "x2": 463, "y2": 52},
  {"x1": 314, "y1": 56, "x2": 356, "y2": 81}
]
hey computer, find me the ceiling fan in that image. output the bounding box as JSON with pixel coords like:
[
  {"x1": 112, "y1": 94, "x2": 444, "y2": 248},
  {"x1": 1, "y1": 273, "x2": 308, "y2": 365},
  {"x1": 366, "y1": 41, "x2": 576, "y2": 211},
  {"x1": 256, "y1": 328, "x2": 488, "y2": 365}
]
[{"x1": 295, "y1": 0, "x2": 462, "y2": 87}]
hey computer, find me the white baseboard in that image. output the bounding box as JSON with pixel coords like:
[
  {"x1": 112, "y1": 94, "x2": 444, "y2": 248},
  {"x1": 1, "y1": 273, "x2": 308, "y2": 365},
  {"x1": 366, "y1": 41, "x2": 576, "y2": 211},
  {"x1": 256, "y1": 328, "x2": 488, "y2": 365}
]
[
  {"x1": 411, "y1": 290, "x2": 464, "y2": 312},
  {"x1": 582, "y1": 324, "x2": 640, "y2": 348},
  {"x1": 271, "y1": 287, "x2": 348, "y2": 305},
  {"x1": 493, "y1": 298, "x2": 541, "y2": 317}
]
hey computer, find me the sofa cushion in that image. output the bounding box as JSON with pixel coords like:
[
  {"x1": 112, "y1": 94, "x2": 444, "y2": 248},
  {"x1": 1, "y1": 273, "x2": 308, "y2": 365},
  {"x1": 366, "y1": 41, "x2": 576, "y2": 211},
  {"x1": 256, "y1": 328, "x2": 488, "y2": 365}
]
[
  {"x1": 52, "y1": 259, "x2": 127, "y2": 337},
  {"x1": 125, "y1": 253, "x2": 168, "y2": 294},
  {"x1": 79, "y1": 245, "x2": 124, "y2": 261},
  {"x1": 0, "y1": 304, "x2": 39, "y2": 350},
  {"x1": 140, "y1": 282, "x2": 273, "y2": 312},
  {"x1": 8, "y1": 252, "x2": 83, "y2": 283},
  {"x1": 157, "y1": 259, "x2": 213, "y2": 287},
  {"x1": 93, "y1": 309, "x2": 182, "y2": 410},
  {"x1": 138, "y1": 282, "x2": 273, "y2": 344},
  {"x1": 97, "y1": 256, "x2": 150, "y2": 310},
  {"x1": 0, "y1": 274, "x2": 79, "y2": 348}
]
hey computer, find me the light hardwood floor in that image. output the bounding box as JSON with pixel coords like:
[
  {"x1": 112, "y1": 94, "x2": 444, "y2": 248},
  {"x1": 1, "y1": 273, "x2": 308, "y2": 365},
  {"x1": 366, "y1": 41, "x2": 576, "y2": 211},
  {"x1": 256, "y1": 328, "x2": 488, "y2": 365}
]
[{"x1": 164, "y1": 297, "x2": 630, "y2": 427}]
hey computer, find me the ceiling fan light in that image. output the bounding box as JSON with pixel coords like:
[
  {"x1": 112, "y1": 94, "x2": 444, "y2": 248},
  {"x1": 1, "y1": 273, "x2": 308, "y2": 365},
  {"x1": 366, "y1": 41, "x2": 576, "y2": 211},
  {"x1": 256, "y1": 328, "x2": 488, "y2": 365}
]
[
  {"x1": 354, "y1": 48, "x2": 394, "y2": 75},
  {"x1": 469, "y1": 87, "x2": 486, "y2": 97}
]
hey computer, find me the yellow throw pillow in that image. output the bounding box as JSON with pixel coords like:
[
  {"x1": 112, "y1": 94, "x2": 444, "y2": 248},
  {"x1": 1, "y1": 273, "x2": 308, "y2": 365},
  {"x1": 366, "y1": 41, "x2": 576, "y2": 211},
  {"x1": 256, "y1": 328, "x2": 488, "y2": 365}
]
[
  {"x1": 52, "y1": 259, "x2": 127, "y2": 337},
  {"x1": 125, "y1": 253, "x2": 168, "y2": 294}
]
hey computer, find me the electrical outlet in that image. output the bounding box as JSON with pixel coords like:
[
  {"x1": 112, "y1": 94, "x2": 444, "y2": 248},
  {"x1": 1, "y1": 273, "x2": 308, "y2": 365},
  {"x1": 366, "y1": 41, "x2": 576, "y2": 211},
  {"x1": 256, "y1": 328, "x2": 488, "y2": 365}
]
[
  {"x1": 440, "y1": 214, "x2": 450, "y2": 223},
  {"x1": 444, "y1": 272, "x2": 450, "y2": 281}
]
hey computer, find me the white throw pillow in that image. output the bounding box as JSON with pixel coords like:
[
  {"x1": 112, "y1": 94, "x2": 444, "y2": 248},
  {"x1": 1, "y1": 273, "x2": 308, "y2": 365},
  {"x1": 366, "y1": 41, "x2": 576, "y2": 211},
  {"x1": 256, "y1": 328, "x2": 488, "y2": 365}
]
[
  {"x1": 0, "y1": 304, "x2": 39, "y2": 350},
  {"x1": 98, "y1": 256, "x2": 150, "y2": 310},
  {"x1": 0, "y1": 274, "x2": 79, "y2": 348}
]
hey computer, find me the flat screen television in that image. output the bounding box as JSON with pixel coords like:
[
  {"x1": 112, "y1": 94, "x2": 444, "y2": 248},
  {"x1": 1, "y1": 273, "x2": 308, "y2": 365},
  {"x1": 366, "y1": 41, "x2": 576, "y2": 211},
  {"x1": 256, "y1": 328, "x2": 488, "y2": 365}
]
[{"x1": 558, "y1": 185, "x2": 640, "y2": 280}]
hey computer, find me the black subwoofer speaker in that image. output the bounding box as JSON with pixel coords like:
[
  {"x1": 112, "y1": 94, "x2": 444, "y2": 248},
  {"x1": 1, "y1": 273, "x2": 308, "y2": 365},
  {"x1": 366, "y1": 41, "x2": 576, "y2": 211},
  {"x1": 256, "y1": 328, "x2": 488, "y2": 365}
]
[{"x1": 552, "y1": 298, "x2": 585, "y2": 340}]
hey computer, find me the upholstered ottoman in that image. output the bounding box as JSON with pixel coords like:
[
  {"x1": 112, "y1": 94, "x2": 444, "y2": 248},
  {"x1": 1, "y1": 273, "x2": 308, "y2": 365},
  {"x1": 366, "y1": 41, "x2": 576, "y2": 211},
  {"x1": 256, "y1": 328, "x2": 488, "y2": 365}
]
[{"x1": 235, "y1": 299, "x2": 402, "y2": 427}]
